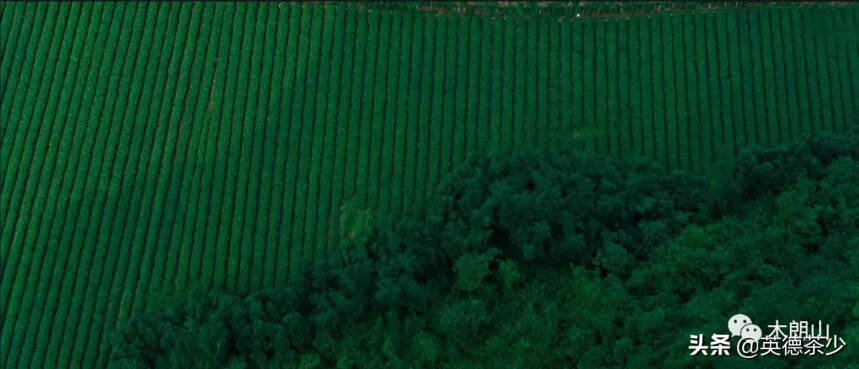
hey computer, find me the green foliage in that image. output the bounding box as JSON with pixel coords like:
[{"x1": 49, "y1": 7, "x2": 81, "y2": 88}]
[
  {"x1": 435, "y1": 147, "x2": 706, "y2": 264},
  {"x1": 453, "y1": 248, "x2": 499, "y2": 292},
  {"x1": 109, "y1": 128, "x2": 859, "y2": 368},
  {"x1": 5, "y1": 3, "x2": 858, "y2": 368}
]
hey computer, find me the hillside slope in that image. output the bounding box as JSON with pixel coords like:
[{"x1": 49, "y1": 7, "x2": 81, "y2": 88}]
[{"x1": 1, "y1": 2, "x2": 857, "y2": 368}]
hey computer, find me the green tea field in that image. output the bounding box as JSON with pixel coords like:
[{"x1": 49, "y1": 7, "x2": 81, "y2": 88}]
[{"x1": 1, "y1": 2, "x2": 857, "y2": 368}]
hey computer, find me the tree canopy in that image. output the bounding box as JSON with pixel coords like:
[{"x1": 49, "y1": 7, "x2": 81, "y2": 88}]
[{"x1": 109, "y1": 127, "x2": 859, "y2": 369}]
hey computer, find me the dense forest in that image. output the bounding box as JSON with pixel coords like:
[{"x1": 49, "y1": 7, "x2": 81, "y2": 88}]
[{"x1": 108, "y1": 127, "x2": 859, "y2": 369}]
